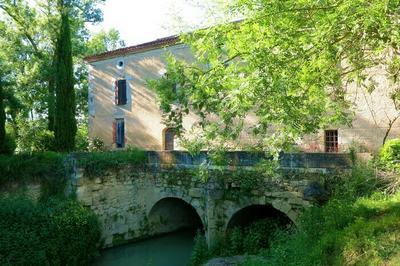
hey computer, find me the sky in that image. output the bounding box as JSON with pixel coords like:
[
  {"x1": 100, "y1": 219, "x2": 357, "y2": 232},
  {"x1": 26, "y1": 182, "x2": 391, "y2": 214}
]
[{"x1": 88, "y1": 0, "x2": 210, "y2": 46}]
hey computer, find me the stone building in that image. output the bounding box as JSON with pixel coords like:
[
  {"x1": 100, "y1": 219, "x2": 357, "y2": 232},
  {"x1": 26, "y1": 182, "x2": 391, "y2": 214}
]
[{"x1": 85, "y1": 35, "x2": 400, "y2": 153}]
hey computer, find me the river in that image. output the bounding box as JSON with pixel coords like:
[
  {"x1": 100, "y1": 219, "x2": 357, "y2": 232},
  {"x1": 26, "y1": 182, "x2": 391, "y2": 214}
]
[{"x1": 93, "y1": 230, "x2": 196, "y2": 266}]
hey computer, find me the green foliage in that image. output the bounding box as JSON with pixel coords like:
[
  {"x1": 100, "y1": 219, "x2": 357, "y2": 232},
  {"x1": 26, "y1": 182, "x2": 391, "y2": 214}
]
[
  {"x1": 88, "y1": 136, "x2": 106, "y2": 152},
  {"x1": 86, "y1": 28, "x2": 125, "y2": 55},
  {"x1": 189, "y1": 219, "x2": 285, "y2": 266},
  {"x1": 150, "y1": 0, "x2": 400, "y2": 153},
  {"x1": 378, "y1": 138, "x2": 400, "y2": 172},
  {"x1": 75, "y1": 123, "x2": 89, "y2": 151},
  {"x1": 0, "y1": 196, "x2": 101, "y2": 266},
  {"x1": 0, "y1": 152, "x2": 68, "y2": 198},
  {"x1": 0, "y1": 0, "x2": 123, "y2": 152},
  {"x1": 54, "y1": 7, "x2": 77, "y2": 151},
  {"x1": 77, "y1": 148, "x2": 147, "y2": 177},
  {"x1": 241, "y1": 163, "x2": 400, "y2": 266},
  {"x1": 16, "y1": 118, "x2": 55, "y2": 152},
  {"x1": 189, "y1": 232, "x2": 210, "y2": 266},
  {"x1": 0, "y1": 133, "x2": 16, "y2": 155}
]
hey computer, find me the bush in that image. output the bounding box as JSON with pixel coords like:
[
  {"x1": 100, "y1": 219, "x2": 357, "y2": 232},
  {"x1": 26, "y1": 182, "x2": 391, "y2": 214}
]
[
  {"x1": 378, "y1": 138, "x2": 400, "y2": 172},
  {"x1": 77, "y1": 148, "x2": 147, "y2": 177},
  {"x1": 244, "y1": 163, "x2": 400, "y2": 266},
  {"x1": 88, "y1": 137, "x2": 106, "y2": 152},
  {"x1": 189, "y1": 232, "x2": 209, "y2": 266},
  {"x1": 0, "y1": 152, "x2": 69, "y2": 198},
  {"x1": 189, "y1": 218, "x2": 286, "y2": 266},
  {"x1": 0, "y1": 196, "x2": 101, "y2": 265}
]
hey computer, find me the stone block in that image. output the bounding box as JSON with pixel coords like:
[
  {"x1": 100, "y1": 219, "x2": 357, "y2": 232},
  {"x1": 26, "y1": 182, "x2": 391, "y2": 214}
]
[
  {"x1": 272, "y1": 200, "x2": 292, "y2": 214},
  {"x1": 189, "y1": 188, "x2": 203, "y2": 198}
]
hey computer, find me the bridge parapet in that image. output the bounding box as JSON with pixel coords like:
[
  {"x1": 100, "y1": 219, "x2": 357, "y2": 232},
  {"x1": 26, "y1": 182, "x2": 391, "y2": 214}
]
[{"x1": 147, "y1": 151, "x2": 351, "y2": 171}]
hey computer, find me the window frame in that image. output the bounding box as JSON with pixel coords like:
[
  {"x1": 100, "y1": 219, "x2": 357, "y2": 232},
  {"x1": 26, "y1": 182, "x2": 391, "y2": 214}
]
[
  {"x1": 114, "y1": 118, "x2": 125, "y2": 148},
  {"x1": 324, "y1": 129, "x2": 338, "y2": 153},
  {"x1": 115, "y1": 79, "x2": 127, "y2": 106},
  {"x1": 163, "y1": 128, "x2": 175, "y2": 151}
]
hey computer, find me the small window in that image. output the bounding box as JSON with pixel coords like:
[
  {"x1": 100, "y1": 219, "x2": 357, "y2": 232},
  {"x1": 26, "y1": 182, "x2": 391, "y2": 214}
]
[
  {"x1": 115, "y1": 79, "x2": 127, "y2": 105},
  {"x1": 163, "y1": 128, "x2": 175, "y2": 150},
  {"x1": 325, "y1": 130, "x2": 338, "y2": 153},
  {"x1": 117, "y1": 60, "x2": 124, "y2": 69},
  {"x1": 113, "y1": 118, "x2": 125, "y2": 148}
]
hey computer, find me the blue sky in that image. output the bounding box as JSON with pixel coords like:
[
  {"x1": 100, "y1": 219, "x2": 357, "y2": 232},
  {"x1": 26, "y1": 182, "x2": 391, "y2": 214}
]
[{"x1": 88, "y1": 0, "x2": 209, "y2": 46}]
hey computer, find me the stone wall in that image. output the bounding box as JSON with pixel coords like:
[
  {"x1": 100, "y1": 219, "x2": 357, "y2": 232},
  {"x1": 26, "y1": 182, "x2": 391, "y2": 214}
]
[
  {"x1": 0, "y1": 151, "x2": 351, "y2": 248},
  {"x1": 74, "y1": 151, "x2": 351, "y2": 248}
]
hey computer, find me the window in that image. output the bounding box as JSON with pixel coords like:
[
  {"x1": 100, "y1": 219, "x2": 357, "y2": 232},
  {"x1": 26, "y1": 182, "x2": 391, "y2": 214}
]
[
  {"x1": 163, "y1": 128, "x2": 175, "y2": 150},
  {"x1": 113, "y1": 118, "x2": 125, "y2": 148},
  {"x1": 325, "y1": 130, "x2": 338, "y2": 153},
  {"x1": 114, "y1": 79, "x2": 127, "y2": 105}
]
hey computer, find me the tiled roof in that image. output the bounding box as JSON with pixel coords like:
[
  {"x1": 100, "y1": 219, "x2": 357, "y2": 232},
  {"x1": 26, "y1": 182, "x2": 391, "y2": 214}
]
[{"x1": 84, "y1": 35, "x2": 180, "y2": 63}]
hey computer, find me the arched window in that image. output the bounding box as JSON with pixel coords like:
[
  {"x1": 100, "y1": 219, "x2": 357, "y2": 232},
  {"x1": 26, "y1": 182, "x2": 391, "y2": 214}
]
[{"x1": 163, "y1": 128, "x2": 175, "y2": 150}]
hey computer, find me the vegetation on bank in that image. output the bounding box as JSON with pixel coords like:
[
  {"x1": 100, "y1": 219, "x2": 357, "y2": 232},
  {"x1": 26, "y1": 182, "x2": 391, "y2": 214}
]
[
  {"x1": 0, "y1": 149, "x2": 147, "y2": 265},
  {"x1": 0, "y1": 152, "x2": 69, "y2": 199},
  {"x1": 0, "y1": 148, "x2": 147, "y2": 186},
  {"x1": 190, "y1": 140, "x2": 400, "y2": 266},
  {"x1": 0, "y1": 196, "x2": 101, "y2": 265}
]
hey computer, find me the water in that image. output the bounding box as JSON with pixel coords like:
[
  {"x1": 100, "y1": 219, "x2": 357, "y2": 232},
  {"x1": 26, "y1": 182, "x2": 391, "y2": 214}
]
[{"x1": 94, "y1": 230, "x2": 196, "y2": 266}]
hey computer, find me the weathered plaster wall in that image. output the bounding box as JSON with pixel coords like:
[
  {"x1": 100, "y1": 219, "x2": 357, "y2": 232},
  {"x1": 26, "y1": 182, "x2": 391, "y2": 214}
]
[
  {"x1": 299, "y1": 64, "x2": 400, "y2": 153},
  {"x1": 88, "y1": 44, "x2": 199, "y2": 150},
  {"x1": 89, "y1": 43, "x2": 399, "y2": 153}
]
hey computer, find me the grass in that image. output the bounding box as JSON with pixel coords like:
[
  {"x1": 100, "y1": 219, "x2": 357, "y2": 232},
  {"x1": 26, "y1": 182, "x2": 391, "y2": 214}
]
[{"x1": 242, "y1": 163, "x2": 400, "y2": 266}]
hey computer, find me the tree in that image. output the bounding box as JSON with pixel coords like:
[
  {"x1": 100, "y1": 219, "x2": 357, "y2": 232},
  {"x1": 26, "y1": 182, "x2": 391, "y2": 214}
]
[
  {"x1": 54, "y1": 2, "x2": 76, "y2": 151},
  {"x1": 86, "y1": 29, "x2": 125, "y2": 55},
  {"x1": 150, "y1": 0, "x2": 400, "y2": 154},
  {"x1": 0, "y1": 0, "x2": 123, "y2": 151},
  {"x1": 0, "y1": 71, "x2": 7, "y2": 154}
]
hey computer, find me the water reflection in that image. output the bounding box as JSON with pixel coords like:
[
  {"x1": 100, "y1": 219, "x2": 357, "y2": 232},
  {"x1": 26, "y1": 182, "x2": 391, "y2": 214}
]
[{"x1": 94, "y1": 230, "x2": 195, "y2": 266}]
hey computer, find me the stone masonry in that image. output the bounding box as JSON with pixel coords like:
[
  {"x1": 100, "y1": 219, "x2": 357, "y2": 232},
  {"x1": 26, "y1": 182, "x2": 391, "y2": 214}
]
[{"x1": 75, "y1": 151, "x2": 351, "y2": 248}]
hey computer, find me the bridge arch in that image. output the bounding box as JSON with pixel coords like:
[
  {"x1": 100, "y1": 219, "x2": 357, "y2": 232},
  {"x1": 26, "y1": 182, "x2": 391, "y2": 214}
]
[
  {"x1": 148, "y1": 197, "x2": 204, "y2": 235},
  {"x1": 225, "y1": 203, "x2": 293, "y2": 232}
]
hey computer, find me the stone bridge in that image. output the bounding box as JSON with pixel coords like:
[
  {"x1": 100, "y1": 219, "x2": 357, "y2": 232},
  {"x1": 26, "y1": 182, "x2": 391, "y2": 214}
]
[{"x1": 74, "y1": 151, "x2": 351, "y2": 248}]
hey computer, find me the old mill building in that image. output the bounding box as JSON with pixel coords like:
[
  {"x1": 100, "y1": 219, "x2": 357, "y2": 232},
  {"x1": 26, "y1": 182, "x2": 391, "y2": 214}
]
[{"x1": 85, "y1": 35, "x2": 400, "y2": 153}]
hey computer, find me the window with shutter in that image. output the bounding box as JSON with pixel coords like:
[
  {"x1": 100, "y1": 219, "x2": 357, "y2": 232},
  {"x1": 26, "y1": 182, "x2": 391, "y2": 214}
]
[
  {"x1": 115, "y1": 79, "x2": 127, "y2": 105},
  {"x1": 164, "y1": 128, "x2": 175, "y2": 150},
  {"x1": 115, "y1": 118, "x2": 125, "y2": 148}
]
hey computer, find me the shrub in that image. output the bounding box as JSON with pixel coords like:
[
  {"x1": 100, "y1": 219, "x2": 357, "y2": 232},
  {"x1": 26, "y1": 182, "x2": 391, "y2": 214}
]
[
  {"x1": 88, "y1": 137, "x2": 105, "y2": 152},
  {"x1": 0, "y1": 152, "x2": 68, "y2": 198},
  {"x1": 0, "y1": 196, "x2": 101, "y2": 265},
  {"x1": 189, "y1": 232, "x2": 209, "y2": 266},
  {"x1": 246, "y1": 163, "x2": 400, "y2": 266},
  {"x1": 77, "y1": 148, "x2": 147, "y2": 177},
  {"x1": 378, "y1": 138, "x2": 400, "y2": 172},
  {"x1": 189, "y1": 218, "x2": 287, "y2": 266}
]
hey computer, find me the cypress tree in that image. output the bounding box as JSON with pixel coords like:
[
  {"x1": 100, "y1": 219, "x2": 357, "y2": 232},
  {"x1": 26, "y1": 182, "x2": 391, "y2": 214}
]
[
  {"x1": 54, "y1": 4, "x2": 76, "y2": 151},
  {"x1": 0, "y1": 85, "x2": 6, "y2": 154}
]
